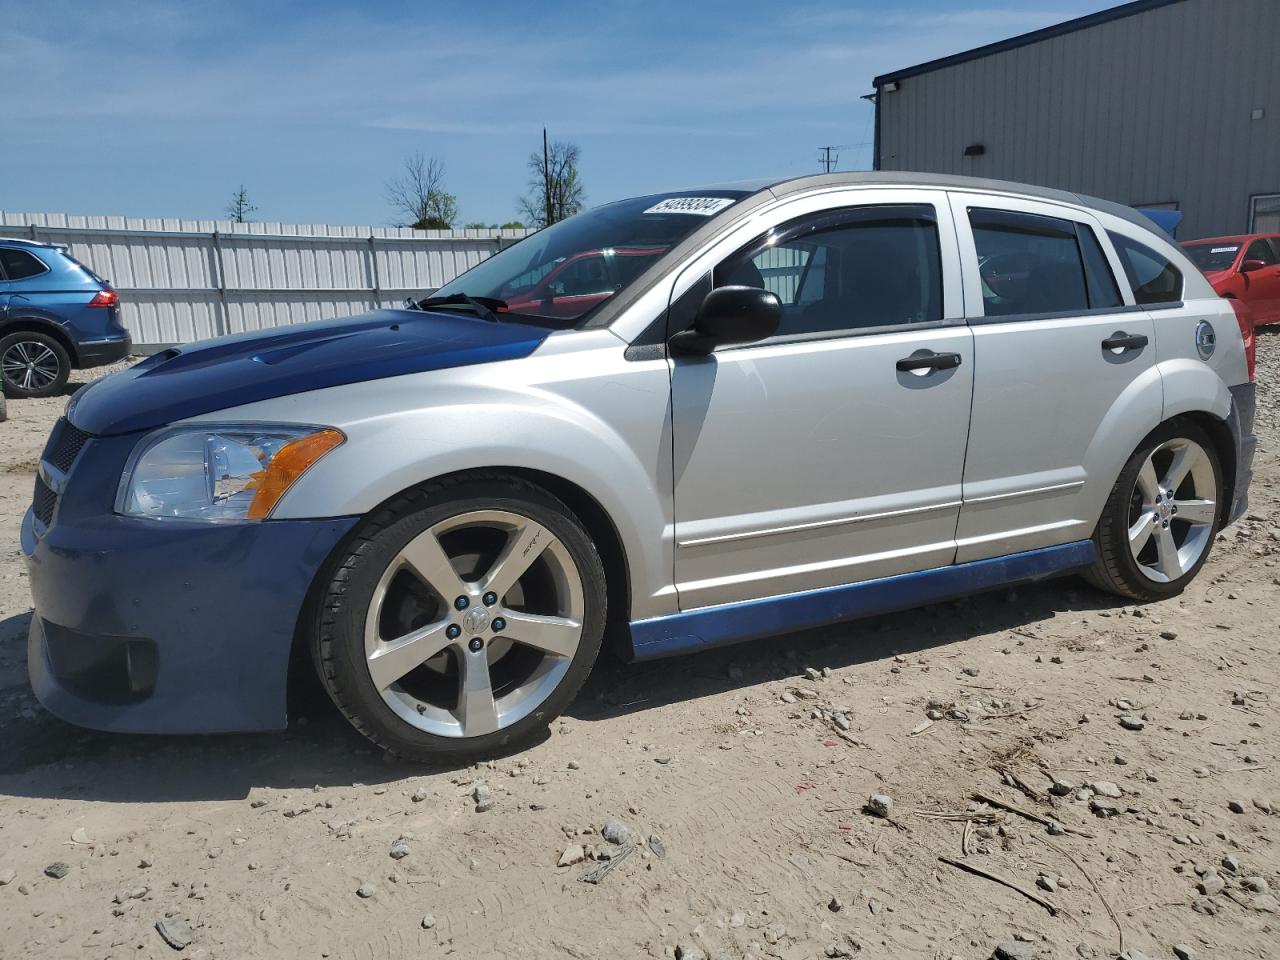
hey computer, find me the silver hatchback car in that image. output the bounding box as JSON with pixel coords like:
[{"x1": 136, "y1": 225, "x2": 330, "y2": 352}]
[{"x1": 24, "y1": 173, "x2": 1256, "y2": 761}]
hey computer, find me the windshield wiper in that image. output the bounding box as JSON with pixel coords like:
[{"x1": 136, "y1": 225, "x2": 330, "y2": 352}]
[{"x1": 410, "y1": 293, "x2": 508, "y2": 323}]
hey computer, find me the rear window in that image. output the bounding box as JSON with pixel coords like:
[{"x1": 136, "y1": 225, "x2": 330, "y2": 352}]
[
  {"x1": 0, "y1": 248, "x2": 49, "y2": 281},
  {"x1": 58, "y1": 249, "x2": 107, "y2": 284},
  {"x1": 1108, "y1": 232, "x2": 1183, "y2": 305}
]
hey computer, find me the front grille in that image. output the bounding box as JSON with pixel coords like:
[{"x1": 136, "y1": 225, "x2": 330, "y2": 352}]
[
  {"x1": 31, "y1": 418, "x2": 93, "y2": 531},
  {"x1": 32, "y1": 476, "x2": 57, "y2": 526},
  {"x1": 44, "y1": 418, "x2": 90, "y2": 473}
]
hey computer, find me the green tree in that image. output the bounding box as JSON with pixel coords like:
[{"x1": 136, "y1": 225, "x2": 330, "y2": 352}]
[{"x1": 385, "y1": 152, "x2": 458, "y2": 230}]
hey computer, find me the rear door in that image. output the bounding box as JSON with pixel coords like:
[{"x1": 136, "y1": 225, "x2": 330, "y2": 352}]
[
  {"x1": 948, "y1": 192, "x2": 1159, "y2": 562},
  {"x1": 670, "y1": 190, "x2": 974, "y2": 610}
]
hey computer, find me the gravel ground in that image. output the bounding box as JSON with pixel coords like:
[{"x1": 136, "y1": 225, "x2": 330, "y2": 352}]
[{"x1": 0, "y1": 339, "x2": 1277, "y2": 960}]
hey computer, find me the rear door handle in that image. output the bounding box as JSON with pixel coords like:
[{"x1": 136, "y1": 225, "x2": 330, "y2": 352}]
[
  {"x1": 1101, "y1": 331, "x2": 1148, "y2": 352},
  {"x1": 896, "y1": 350, "x2": 962, "y2": 373}
]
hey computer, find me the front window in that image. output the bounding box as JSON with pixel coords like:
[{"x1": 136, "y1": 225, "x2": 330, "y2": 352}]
[
  {"x1": 432, "y1": 191, "x2": 748, "y2": 325},
  {"x1": 1245, "y1": 239, "x2": 1279, "y2": 266},
  {"x1": 1182, "y1": 242, "x2": 1241, "y2": 272},
  {"x1": 713, "y1": 204, "x2": 943, "y2": 337}
]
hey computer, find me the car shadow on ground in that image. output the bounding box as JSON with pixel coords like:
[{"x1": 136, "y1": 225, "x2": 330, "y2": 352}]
[
  {"x1": 0, "y1": 575, "x2": 1122, "y2": 804},
  {"x1": 571, "y1": 575, "x2": 1118, "y2": 723}
]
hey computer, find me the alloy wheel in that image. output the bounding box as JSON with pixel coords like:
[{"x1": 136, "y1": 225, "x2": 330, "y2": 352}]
[
  {"x1": 363, "y1": 509, "x2": 585, "y2": 738},
  {"x1": 1, "y1": 339, "x2": 61, "y2": 393},
  {"x1": 1127, "y1": 437, "x2": 1217, "y2": 584}
]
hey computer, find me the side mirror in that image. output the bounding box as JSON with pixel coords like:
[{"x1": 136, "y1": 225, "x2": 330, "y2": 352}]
[
  {"x1": 669, "y1": 285, "x2": 782, "y2": 356},
  {"x1": 1241, "y1": 258, "x2": 1267, "y2": 274}
]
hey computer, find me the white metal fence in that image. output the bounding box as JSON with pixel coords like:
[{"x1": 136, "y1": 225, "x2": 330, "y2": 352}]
[{"x1": 0, "y1": 211, "x2": 534, "y2": 350}]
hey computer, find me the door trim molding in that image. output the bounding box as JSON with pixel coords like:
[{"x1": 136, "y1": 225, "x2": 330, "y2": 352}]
[
  {"x1": 962, "y1": 479, "x2": 1085, "y2": 505},
  {"x1": 676, "y1": 499, "x2": 962, "y2": 549}
]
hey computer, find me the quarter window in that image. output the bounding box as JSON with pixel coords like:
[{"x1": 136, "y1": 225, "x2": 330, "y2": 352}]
[
  {"x1": 0, "y1": 248, "x2": 48, "y2": 281},
  {"x1": 969, "y1": 208, "x2": 1119, "y2": 317},
  {"x1": 1108, "y1": 232, "x2": 1184, "y2": 305},
  {"x1": 713, "y1": 205, "x2": 943, "y2": 338}
]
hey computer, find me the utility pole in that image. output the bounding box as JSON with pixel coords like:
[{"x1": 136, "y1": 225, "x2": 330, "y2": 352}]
[
  {"x1": 819, "y1": 146, "x2": 838, "y2": 173},
  {"x1": 543, "y1": 127, "x2": 552, "y2": 228}
]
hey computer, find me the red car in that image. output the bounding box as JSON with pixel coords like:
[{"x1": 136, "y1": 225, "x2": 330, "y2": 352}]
[
  {"x1": 1182, "y1": 234, "x2": 1280, "y2": 326},
  {"x1": 499, "y1": 247, "x2": 664, "y2": 320}
]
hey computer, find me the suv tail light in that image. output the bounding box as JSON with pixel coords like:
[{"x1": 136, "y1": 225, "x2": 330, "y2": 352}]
[
  {"x1": 1226, "y1": 299, "x2": 1256, "y2": 382},
  {"x1": 87, "y1": 290, "x2": 118, "y2": 308}
]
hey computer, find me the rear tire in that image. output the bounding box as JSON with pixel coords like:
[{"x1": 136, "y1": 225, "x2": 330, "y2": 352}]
[
  {"x1": 0, "y1": 331, "x2": 71, "y2": 399},
  {"x1": 311, "y1": 474, "x2": 606, "y2": 763},
  {"x1": 1086, "y1": 420, "x2": 1222, "y2": 601}
]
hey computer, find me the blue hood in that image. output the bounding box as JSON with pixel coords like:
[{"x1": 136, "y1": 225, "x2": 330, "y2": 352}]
[{"x1": 71, "y1": 309, "x2": 553, "y2": 436}]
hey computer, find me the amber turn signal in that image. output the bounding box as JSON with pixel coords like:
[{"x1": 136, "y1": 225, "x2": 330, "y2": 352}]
[{"x1": 246, "y1": 428, "x2": 345, "y2": 519}]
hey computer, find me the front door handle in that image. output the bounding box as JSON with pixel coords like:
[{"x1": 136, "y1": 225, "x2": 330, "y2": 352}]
[
  {"x1": 1101, "y1": 331, "x2": 1149, "y2": 353},
  {"x1": 896, "y1": 350, "x2": 962, "y2": 373}
]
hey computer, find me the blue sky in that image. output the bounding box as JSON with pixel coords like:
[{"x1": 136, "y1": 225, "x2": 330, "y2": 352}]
[{"x1": 3, "y1": 0, "x2": 1115, "y2": 226}]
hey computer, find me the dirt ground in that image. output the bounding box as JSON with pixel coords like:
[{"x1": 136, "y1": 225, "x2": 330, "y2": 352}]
[{"x1": 1, "y1": 337, "x2": 1277, "y2": 960}]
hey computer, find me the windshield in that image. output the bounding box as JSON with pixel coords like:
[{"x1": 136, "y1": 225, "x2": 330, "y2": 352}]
[
  {"x1": 432, "y1": 190, "x2": 750, "y2": 324},
  {"x1": 1182, "y1": 242, "x2": 1240, "y2": 272}
]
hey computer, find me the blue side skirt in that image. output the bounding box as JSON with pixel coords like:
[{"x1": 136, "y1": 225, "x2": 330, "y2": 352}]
[{"x1": 627, "y1": 541, "x2": 1097, "y2": 661}]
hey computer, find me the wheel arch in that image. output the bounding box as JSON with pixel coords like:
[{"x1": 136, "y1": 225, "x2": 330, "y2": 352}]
[
  {"x1": 285, "y1": 465, "x2": 636, "y2": 717},
  {"x1": 0, "y1": 317, "x2": 79, "y2": 365},
  {"x1": 1166, "y1": 410, "x2": 1237, "y2": 525}
]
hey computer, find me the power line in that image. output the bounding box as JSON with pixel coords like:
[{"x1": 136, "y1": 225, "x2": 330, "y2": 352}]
[{"x1": 818, "y1": 146, "x2": 839, "y2": 173}]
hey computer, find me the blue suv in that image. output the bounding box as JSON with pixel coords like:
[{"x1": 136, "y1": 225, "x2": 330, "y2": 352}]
[{"x1": 0, "y1": 239, "x2": 131, "y2": 398}]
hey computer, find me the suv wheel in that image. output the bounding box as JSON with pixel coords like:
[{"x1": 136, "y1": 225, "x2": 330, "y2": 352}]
[
  {"x1": 0, "y1": 331, "x2": 70, "y2": 399},
  {"x1": 312, "y1": 474, "x2": 606, "y2": 762},
  {"x1": 1087, "y1": 421, "x2": 1222, "y2": 601}
]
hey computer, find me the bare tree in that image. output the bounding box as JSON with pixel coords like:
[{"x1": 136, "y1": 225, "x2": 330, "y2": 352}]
[
  {"x1": 519, "y1": 136, "x2": 584, "y2": 228},
  {"x1": 385, "y1": 152, "x2": 458, "y2": 230},
  {"x1": 224, "y1": 185, "x2": 257, "y2": 223}
]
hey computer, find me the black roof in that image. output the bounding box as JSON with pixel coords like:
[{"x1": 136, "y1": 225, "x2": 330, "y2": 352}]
[{"x1": 873, "y1": 0, "x2": 1186, "y2": 86}]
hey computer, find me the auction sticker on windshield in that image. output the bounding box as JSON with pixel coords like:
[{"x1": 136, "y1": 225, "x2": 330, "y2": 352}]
[{"x1": 643, "y1": 197, "x2": 736, "y2": 216}]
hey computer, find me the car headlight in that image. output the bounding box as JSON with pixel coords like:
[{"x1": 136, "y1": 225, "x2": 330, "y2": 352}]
[{"x1": 116, "y1": 424, "x2": 344, "y2": 521}]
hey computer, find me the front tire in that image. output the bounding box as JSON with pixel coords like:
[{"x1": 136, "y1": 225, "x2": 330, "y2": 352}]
[
  {"x1": 0, "y1": 331, "x2": 71, "y2": 399},
  {"x1": 1087, "y1": 421, "x2": 1222, "y2": 601},
  {"x1": 312, "y1": 474, "x2": 606, "y2": 762}
]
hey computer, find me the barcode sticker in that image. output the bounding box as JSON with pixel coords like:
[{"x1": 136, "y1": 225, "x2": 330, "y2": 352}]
[{"x1": 643, "y1": 197, "x2": 736, "y2": 216}]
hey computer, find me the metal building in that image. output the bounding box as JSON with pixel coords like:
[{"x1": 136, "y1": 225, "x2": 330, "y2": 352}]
[{"x1": 870, "y1": 0, "x2": 1280, "y2": 239}]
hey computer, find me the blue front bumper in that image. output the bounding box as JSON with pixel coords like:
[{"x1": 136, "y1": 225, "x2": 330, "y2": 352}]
[{"x1": 22, "y1": 428, "x2": 357, "y2": 733}]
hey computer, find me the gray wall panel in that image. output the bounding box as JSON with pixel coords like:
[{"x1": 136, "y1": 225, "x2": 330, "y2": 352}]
[
  {"x1": 0, "y1": 212, "x2": 533, "y2": 348},
  {"x1": 877, "y1": 0, "x2": 1278, "y2": 239}
]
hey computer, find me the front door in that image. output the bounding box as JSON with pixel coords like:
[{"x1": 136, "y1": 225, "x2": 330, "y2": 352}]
[
  {"x1": 949, "y1": 193, "x2": 1159, "y2": 562},
  {"x1": 1240, "y1": 238, "x2": 1280, "y2": 324},
  {"x1": 670, "y1": 197, "x2": 974, "y2": 611}
]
